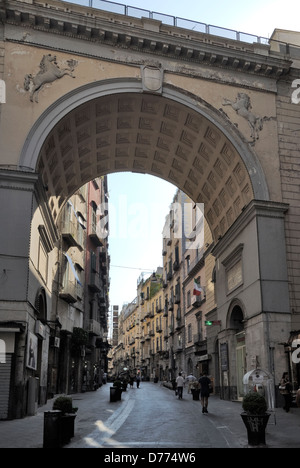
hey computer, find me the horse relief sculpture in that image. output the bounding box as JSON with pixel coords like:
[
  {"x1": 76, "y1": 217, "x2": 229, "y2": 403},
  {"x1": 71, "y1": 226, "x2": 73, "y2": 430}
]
[
  {"x1": 222, "y1": 93, "x2": 274, "y2": 144},
  {"x1": 24, "y1": 54, "x2": 77, "y2": 102}
]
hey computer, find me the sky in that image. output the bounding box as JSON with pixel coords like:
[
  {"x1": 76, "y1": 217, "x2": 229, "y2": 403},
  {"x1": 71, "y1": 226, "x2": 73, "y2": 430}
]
[
  {"x1": 83, "y1": 0, "x2": 300, "y2": 38},
  {"x1": 107, "y1": 173, "x2": 177, "y2": 311},
  {"x1": 71, "y1": 0, "x2": 300, "y2": 318}
]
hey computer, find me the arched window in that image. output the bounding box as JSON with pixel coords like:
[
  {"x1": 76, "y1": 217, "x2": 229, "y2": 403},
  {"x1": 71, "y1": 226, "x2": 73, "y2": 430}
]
[{"x1": 35, "y1": 288, "x2": 47, "y2": 322}]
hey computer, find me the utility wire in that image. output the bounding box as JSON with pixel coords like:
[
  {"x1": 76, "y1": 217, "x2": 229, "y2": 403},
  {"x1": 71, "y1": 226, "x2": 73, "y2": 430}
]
[{"x1": 110, "y1": 264, "x2": 153, "y2": 271}]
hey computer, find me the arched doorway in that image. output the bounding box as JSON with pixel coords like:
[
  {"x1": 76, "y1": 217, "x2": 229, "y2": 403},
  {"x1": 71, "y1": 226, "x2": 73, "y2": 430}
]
[
  {"x1": 228, "y1": 301, "x2": 245, "y2": 400},
  {"x1": 34, "y1": 288, "x2": 48, "y2": 405}
]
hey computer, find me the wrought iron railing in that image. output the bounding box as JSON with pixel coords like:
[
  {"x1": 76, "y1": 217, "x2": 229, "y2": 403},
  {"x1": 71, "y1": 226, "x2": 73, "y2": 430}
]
[{"x1": 62, "y1": 0, "x2": 270, "y2": 45}]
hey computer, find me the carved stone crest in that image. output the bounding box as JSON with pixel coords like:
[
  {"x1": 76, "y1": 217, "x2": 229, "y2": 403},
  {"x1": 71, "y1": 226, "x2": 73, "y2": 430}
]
[
  {"x1": 24, "y1": 54, "x2": 77, "y2": 102},
  {"x1": 141, "y1": 64, "x2": 163, "y2": 94}
]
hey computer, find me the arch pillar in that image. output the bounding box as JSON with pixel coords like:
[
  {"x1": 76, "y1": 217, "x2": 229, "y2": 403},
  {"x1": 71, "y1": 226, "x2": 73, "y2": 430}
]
[
  {"x1": 211, "y1": 199, "x2": 291, "y2": 400},
  {"x1": 0, "y1": 168, "x2": 38, "y2": 303}
]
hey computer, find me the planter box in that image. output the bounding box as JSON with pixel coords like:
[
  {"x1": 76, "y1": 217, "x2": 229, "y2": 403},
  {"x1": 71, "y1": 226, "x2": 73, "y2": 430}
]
[
  {"x1": 110, "y1": 386, "x2": 122, "y2": 402},
  {"x1": 241, "y1": 412, "x2": 270, "y2": 446},
  {"x1": 43, "y1": 410, "x2": 62, "y2": 448},
  {"x1": 43, "y1": 411, "x2": 76, "y2": 447},
  {"x1": 191, "y1": 389, "x2": 200, "y2": 400},
  {"x1": 60, "y1": 414, "x2": 76, "y2": 445}
]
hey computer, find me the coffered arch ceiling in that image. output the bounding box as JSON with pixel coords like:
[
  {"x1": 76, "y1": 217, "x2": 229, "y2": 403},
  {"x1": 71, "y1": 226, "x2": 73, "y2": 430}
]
[{"x1": 36, "y1": 86, "x2": 265, "y2": 241}]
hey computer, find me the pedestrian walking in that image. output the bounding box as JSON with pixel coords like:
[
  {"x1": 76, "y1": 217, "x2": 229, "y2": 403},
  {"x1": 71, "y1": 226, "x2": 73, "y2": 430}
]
[
  {"x1": 279, "y1": 372, "x2": 292, "y2": 412},
  {"x1": 176, "y1": 372, "x2": 184, "y2": 400},
  {"x1": 199, "y1": 372, "x2": 211, "y2": 414},
  {"x1": 136, "y1": 373, "x2": 141, "y2": 388},
  {"x1": 185, "y1": 373, "x2": 197, "y2": 394},
  {"x1": 129, "y1": 373, "x2": 134, "y2": 388}
]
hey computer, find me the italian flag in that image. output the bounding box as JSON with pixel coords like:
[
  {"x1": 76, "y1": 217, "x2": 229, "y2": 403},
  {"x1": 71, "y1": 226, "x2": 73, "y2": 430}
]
[{"x1": 193, "y1": 279, "x2": 203, "y2": 296}]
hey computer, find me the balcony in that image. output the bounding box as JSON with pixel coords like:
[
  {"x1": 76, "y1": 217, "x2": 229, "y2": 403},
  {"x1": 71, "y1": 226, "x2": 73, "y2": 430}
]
[
  {"x1": 89, "y1": 271, "x2": 101, "y2": 292},
  {"x1": 88, "y1": 221, "x2": 105, "y2": 247},
  {"x1": 59, "y1": 280, "x2": 77, "y2": 303},
  {"x1": 175, "y1": 319, "x2": 182, "y2": 330},
  {"x1": 89, "y1": 319, "x2": 101, "y2": 336},
  {"x1": 192, "y1": 296, "x2": 202, "y2": 308},
  {"x1": 194, "y1": 334, "x2": 204, "y2": 345},
  {"x1": 61, "y1": 219, "x2": 81, "y2": 248},
  {"x1": 173, "y1": 260, "x2": 180, "y2": 271},
  {"x1": 174, "y1": 293, "x2": 181, "y2": 304}
]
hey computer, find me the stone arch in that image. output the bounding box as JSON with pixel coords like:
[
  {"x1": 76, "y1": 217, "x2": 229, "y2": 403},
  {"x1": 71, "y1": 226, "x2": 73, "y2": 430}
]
[
  {"x1": 34, "y1": 287, "x2": 47, "y2": 322},
  {"x1": 227, "y1": 299, "x2": 245, "y2": 331},
  {"x1": 19, "y1": 78, "x2": 269, "y2": 241}
]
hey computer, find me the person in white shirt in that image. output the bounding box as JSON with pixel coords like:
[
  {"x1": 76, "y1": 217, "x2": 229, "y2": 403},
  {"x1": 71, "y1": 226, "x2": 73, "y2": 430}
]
[
  {"x1": 185, "y1": 374, "x2": 197, "y2": 393},
  {"x1": 176, "y1": 372, "x2": 184, "y2": 399}
]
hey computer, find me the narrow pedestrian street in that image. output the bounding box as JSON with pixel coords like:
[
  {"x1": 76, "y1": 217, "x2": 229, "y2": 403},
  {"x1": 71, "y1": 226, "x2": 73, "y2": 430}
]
[
  {"x1": 68, "y1": 382, "x2": 243, "y2": 449},
  {"x1": 1, "y1": 382, "x2": 300, "y2": 449}
]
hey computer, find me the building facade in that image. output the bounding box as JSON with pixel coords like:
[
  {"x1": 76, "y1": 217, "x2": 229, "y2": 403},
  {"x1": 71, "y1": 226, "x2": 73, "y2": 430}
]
[
  {"x1": 0, "y1": 177, "x2": 110, "y2": 419},
  {"x1": 111, "y1": 189, "x2": 211, "y2": 384}
]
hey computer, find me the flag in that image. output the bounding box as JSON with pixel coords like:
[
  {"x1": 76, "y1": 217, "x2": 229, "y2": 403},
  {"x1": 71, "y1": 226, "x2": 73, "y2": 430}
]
[
  {"x1": 193, "y1": 279, "x2": 203, "y2": 296},
  {"x1": 64, "y1": 252, "x2": 82, "y2": 286}
]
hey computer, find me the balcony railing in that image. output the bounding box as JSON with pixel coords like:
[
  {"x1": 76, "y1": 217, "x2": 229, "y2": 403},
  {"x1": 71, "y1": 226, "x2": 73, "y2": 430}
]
[
  {"x1": 59, "y1": 280, "x2": 77, "y2": 303},
  {"x1": 89, "y1": 271, "x2": 101, "y2": 292},
  {"x1": 61, "y1": 219, "x2": 82, "y2": 247},
  {"x1": 61, "y1": 0, "x2": 269, "y2": 46},
  {"x1": 88, "y1": 221, "x2": 105, "y2": 247},
  {"x1": 89, "y1": 319, "x2": 101, "y2": 336}
]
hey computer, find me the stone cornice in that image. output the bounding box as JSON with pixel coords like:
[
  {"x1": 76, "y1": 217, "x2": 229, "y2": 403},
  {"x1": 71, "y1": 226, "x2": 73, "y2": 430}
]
[
  {"x1": 1, "y1": 0, "x2": 292, "y2": 78},
  {"x1": 211, "y1": 199, "x2": 289, "y2": 258}
]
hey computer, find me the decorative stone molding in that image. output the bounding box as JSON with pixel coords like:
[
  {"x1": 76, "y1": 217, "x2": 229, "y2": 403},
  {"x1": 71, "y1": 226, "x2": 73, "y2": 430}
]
[
  {"x1": 1, "y1": 0, "x2": 292, "y2": 79},
  {"x1": 141, "y1": 65, "x2": 163, "y2": 94},
  {"x1": 24, "y1": 54, "x2": 77, "y2": 102},
  {"x1": 222, "y1": 93, "x2": 276, "y2": 145}
]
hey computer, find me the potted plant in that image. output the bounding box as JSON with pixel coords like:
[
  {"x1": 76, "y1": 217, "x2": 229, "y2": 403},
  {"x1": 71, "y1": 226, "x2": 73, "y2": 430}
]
[
  {"x1": 191, "y1": 381, "x2": 201, "y2": 400},
  {"x1": 241, "y1": 392, "x2": 270, "y2": 446},
  {"x1": 52, "y1": 396, "x2": 78, "y2": 445}
]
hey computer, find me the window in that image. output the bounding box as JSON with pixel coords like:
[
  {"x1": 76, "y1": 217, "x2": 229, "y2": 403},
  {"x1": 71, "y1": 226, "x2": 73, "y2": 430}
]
[
  {"x1": 90, "y1": 251, "x2": 97, "y2": 273},
  {"x1": 91, "y1": 201, "x2": 97, "y2": 232},
  {"x1": 188, "y1": 323, "x2": 192, "y2": 342},
  {"x1": 222, "y1": 244, "x2": 244, "y2": 294},
  {"x1": 187, "y1": 290, "x2": 191, "y2": 308}
]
